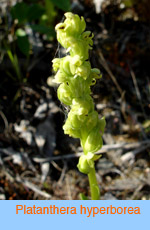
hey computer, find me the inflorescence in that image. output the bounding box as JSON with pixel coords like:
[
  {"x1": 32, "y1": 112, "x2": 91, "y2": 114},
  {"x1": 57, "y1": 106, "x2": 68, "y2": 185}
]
[{"x1": 52, "y1": 12, "x2": 105, "y2": 181}]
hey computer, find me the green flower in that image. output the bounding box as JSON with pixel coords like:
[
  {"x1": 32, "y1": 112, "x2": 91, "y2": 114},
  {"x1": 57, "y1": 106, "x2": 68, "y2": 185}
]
[
  {"x1": 77, "y1": 154, "x2": 94, "y2": 174},
  {"x1": 77, "y1": 152, "x2": 101, "y2": 174},
  {"x1": 57, "y1": 83, "x2": 73, "y2": 105},
  {"x1": 55, "y1": 13, "x2": 86, "y2": 49},
  {"x1": 84, "y1": 127, "x2": 103, "y2": 154},
  {"x1": 52, "y1": 58, "x2": 61, "y2": 72},
  {"x1": 63, "y1": 118, "x2": 81, "y2": 138},
  {"x1": 75, "y1": 61, "x2": 91, "y2": 80},
  {"x1": 68, "y1": 111, "x2": 86, "y2": 129}
]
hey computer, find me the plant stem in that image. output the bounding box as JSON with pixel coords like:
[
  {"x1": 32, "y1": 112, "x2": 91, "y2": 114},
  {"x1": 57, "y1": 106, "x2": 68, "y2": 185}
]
[{"x1": 88, "y1": 166, "x2": 100, "y2": 200}]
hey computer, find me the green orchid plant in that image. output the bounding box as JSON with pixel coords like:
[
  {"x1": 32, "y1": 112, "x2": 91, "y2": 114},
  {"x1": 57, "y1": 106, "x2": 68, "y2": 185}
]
[{"x1": 52, "y1": 12, "x2": 106, "y2": 200}]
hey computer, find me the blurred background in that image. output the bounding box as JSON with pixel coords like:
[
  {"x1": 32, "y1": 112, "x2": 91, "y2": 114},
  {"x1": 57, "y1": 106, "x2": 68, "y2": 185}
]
[{"x1": 0, "y1": 0, "x2": 150, "y2": 200}]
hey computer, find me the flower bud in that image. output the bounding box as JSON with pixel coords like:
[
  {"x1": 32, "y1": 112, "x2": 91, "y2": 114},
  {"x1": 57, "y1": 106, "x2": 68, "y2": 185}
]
[
  {"x1": 81, "y1": 31, "x2": 94, "y2": 48},
  {"x1": 53, "y1": 70, "x2": 68, "y2": 83},
  {"x1": 64, "y1": 12, "x2": 86, "y2": 36},
  {"x1": 63, "y1": 118, "x2": 81, "y2": 138},
  {"x1": 55, "y1": 24, "x2": 71, "y2": 48},
  {"x1": 69, "y1": 77, "x2": 90, "y2": 97},
  {"x1": 84, "y1": 127, "x2": 103, "y2": 154},
  {"x1": 55, "y1": 13, "x2": 86, "y2": 49},
  {"x1": 90, "y1": 68, "x2": 102, "y2": 80},
  {"x1": 68, "y1": 111, "x2": 86, "y2": 129},
  {"x1": 86, "y1": 111, "x2": 99, "y2": 133},
  {"x1": 77, "y1": 154, "x2": 94, "y2": 174},
  {"x1": 72, "y1": 96, "x2": 94, "y2": 116},
  {"x1": 70, "y1": 40, "x2": 89, "y2": 61},
  {"x1": 52, "y1": 58, "x2": 61, "y2": 72},
  {"x1": 60, "y1": 56, "x2": 72, "y2": 76},
  {"x1": 57, "y1": 83, "x2": 73, "y2": 105},
  {"x1": 76, "y1": 61, "x2": 91, "y2": 80},
  {"x1": 70, "y1": 55, "x2": 82, "y2": 75}
]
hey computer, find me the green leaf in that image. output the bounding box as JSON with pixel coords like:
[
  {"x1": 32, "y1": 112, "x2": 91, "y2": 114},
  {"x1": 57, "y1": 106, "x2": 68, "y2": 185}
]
[
  {"x1": 50, "y1": 0, "x2": 70, "y2": 11},
  {"x1": 16, "y1": 29, "x2": 30, "y2": 56},
  {"x1": 30, "y1": 24, "x2": 55, "y2": 37},
  {"x1": 79, "y1": 193, "x2": 89, "y2": 200},
  {"x1": 27, "y1": 4, "x2": 45, "y2": 21},
  {"x1": 11, "y1": 2, "x2": 29, "y2": 23},
  {"x1": 6, "y1": 48, "x2": 22, "y2": 80},
  {"x1": 92, "y1": 154, "x2": 102, "y2": 161},
  {"x1": 11, "y1": 2, "x2": 45, "y2": 23}
]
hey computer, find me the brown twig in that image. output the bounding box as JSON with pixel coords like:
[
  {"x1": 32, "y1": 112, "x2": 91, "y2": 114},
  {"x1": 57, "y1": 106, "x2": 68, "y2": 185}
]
[
  {"x1": 130, "y1": 67, "x2": 147, "y2": 120},
  {"x1": 98, "y1": 49, "x2": 123, "y2": 95},
  {"x1": 121, "y1": 143, "x2": 150, "y2": 163},
  {"x1": 32, "y1": 140, "x2": 150, "y2": 163},
  {"x1": 16, "y1": 176, "x2": 52, "y2": 199}
]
